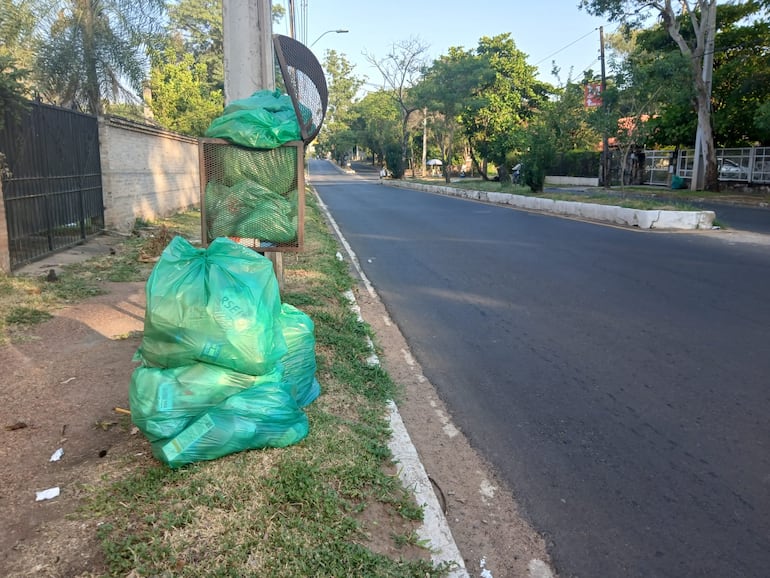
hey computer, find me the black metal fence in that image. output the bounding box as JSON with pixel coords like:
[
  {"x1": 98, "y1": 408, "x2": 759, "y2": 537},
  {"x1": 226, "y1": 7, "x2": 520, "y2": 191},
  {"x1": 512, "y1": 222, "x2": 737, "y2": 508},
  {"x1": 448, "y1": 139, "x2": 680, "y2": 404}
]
[{"x1": 1, "y1": 101, "x2": 104, "y2": 269}]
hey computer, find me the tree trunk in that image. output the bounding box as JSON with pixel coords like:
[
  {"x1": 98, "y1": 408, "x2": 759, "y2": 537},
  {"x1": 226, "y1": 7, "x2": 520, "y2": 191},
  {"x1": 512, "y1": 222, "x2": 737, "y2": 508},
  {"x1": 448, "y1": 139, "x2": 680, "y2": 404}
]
[
  {"x1": 80, "y1": 0, "x2": 102, "y2": 114},
  {"x1": 695, "y1": 86, "x2": 719, "y2": 190},
  {"x1": 400, "y1": 111, "x2": 412, "y2": 179},
  {"x1": 468, "y1": 145, "x2": 483, "y2": 180},
  {"x1": 662, "y1": 0, "x2": 718, "y2": 191}
]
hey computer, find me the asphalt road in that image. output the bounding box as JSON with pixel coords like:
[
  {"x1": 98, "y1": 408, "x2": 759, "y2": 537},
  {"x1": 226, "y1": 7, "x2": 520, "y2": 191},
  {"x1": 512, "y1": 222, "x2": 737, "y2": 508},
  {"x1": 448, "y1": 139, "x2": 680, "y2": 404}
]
[
  {"x1": 309, "y1": 159, "x2": 770, "y2": 578},
  {"x1": 690, "y1": 200, "x2": 770, "y2": 234}
]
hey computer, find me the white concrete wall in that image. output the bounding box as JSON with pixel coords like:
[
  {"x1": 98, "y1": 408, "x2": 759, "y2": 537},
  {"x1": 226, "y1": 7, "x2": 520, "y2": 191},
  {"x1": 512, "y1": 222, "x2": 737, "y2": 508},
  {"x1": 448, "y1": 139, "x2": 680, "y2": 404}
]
[
  {"x1": 545, "y1": 175, "x2": 600, "y2": 187},
  {"x1": 98, "y1": 116, "x2": 200, "y2": 233}
]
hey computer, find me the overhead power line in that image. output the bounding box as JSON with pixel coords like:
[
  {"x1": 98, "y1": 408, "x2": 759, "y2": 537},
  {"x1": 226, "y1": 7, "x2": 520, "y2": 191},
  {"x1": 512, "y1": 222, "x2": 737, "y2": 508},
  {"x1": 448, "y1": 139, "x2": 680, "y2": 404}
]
[{"x1": 534, "y1": 28, "x2": 600, "y2": 66}]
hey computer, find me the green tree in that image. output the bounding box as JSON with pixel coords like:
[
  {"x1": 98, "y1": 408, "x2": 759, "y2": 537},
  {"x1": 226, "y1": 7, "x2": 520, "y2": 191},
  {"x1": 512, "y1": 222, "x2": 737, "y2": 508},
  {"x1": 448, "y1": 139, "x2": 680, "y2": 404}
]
[
  {"x1": 413, "y1": 47, "x2": 492, "y2": 182},
  {"x1": 614, "y1": 2, "x2": 770, "y2": 148},
  {"x1": 0, "y1": 0, "x2": 40, "y2": 71},
  {"x1": 315, "y1": 50, "x2": 363, "y2": 162},
  {"x1": 36, "y1": 0, "x2": 165, "y2": 114},
  {"x1": 366, "y1": 37, "x2": 429, "y2": 178},
  {"x1": 167, "y1": 0, "x2": 222, "y2": 90},
  {"x1": 165, "y1": 0, "x2": 285, "y2": 94},
  {"x1": 0, "y1": 54, "x2": 29, "y2": 131},
  {"x1": 521, "y1": 112, "x2": 557, "y2": 192},
  {"x1": 464, "y1": 34, "x2": 550, "y2": 179},
  {"x1": 756, "y1": 100, "x2": 770, "y2": 142},
  {"x1": 708, "y1": 1, "x2": 770, "y2": 145},
  {"x1": 148, "y1": 45, "x2": 223, "y2": 135},
  {"x1": 549, "y1": 77, "x2": 603, "y2": 152},
  {"x1": 351, "y1": 89, "x2": 400, "y2": 165},
  {"x1": 581, "y1": 0, "x2": 721, "y2": 189}
]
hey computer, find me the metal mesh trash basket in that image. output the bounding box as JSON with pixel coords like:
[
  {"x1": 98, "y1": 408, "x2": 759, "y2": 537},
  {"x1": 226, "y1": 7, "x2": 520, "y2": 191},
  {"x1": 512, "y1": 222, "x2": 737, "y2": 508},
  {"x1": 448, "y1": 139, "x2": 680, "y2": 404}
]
[
  {"x1": 273, "y1": 34, "x2": 328, "y2": 144},
  {"x1": 199, "y1": 138, "x2": 305, "y2": 251}
]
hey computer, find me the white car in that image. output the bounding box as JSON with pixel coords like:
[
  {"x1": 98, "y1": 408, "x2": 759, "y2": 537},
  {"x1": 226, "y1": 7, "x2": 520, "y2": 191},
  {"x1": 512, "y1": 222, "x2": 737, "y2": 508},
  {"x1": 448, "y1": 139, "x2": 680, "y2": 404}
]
[{"x1": 718, "y1": 158, "x2": 748, "y2": 180}]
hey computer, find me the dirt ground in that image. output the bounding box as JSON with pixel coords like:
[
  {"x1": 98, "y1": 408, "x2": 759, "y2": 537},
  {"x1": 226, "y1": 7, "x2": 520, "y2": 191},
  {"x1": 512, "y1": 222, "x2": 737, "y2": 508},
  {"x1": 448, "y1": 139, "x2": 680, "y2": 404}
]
[
  {"x1": 0, "y1": 281, "x2": 148, "y2": 576},
  {"x1": 0, "y1": 271, "x2": 552, "y2": 578}
]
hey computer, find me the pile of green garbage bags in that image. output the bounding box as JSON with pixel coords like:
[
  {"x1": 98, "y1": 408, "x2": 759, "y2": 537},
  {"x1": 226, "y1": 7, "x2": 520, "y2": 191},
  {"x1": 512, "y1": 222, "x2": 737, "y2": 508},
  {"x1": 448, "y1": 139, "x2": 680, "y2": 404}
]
[
  {"x1": 130, "y1": 236, "x2": 320, "y2": 468},
  {"x1": 203, "y1": 90, "x2": 304, "y2": 245}
]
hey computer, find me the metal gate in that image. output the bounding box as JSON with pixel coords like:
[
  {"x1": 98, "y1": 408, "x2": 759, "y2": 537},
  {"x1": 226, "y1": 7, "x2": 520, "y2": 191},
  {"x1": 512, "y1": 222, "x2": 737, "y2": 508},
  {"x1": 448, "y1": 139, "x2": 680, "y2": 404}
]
[{"x1": 0, "y1": 101, "x2": 104, "y2": 270}]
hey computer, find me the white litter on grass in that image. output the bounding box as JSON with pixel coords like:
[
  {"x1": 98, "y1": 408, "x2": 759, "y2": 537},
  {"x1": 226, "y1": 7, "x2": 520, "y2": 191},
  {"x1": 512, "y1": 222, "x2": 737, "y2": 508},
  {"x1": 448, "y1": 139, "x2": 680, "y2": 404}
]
[
  {"x1": 35, "y1": 487, "x2": 60, "y2": 501},
  {"x1": 335, "y1": 251, "x2": 343, "y2": 261},
  {"x1": 343, "y1": 290, "x2": 363, "y2": 322},
  {"x1": 49, "y1": 448, "x2": 64, "y2": 462},
  {"x1": 528, "y1": 558, "x2": 554, "y2": 578}
]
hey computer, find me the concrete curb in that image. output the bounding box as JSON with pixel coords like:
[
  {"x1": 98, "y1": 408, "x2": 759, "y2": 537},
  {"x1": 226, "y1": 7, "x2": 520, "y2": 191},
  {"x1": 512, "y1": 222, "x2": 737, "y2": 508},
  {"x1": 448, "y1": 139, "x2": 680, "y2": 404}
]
[
  {"x1": 313, "y1": 188, "x2": 469, "y2": 577},
  {"x1": 389, "y1": 181, "x2": 716, "y2": 230},
  {"x1": 387, "y1": 401, "x2": 468, "y2": 577}
]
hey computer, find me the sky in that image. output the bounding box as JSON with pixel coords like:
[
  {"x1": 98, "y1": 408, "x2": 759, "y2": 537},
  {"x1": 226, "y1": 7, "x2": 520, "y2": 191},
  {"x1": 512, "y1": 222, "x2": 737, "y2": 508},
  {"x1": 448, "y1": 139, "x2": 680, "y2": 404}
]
[{"x1": 273, "y1": 0, "x2": 614, "y2": 90}]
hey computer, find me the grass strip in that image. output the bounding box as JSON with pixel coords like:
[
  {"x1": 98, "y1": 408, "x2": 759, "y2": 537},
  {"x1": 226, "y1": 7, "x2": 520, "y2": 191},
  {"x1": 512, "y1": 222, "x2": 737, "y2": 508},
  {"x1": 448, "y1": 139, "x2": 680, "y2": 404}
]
[
  {"x1": 39, "y1": 193, "x2": 448, "y2": 576},
  {"x1": 412, "y1": 178, "x2": 701, "y2": 211}
]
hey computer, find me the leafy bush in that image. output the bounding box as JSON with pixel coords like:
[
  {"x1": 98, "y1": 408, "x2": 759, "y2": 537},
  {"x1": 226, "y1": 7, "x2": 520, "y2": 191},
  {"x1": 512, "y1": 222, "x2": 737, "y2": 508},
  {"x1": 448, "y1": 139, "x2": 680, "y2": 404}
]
[
  {"x1": 0, "y1": 55, "x2": 29, "y2": 131},
  {"x1": 385, "y1": 144, "x2": 405, "y2": 179},
  {"x1": 522, "y1": 123, "x2": 556, "y2": 192}
]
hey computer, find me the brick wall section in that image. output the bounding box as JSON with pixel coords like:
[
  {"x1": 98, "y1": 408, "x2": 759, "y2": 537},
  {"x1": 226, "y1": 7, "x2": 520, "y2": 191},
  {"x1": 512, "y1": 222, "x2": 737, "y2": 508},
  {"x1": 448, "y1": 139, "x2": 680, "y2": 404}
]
[{"x1": 99, "y1": 116, "x2": 200, "y2": 233}]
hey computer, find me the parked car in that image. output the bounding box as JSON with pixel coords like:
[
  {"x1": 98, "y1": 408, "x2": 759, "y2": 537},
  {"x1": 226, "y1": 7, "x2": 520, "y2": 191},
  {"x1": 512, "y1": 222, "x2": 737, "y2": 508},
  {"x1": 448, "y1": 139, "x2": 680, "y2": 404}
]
[{"x1": 718, "y1": 158, "x2": 749, "y2": 180}]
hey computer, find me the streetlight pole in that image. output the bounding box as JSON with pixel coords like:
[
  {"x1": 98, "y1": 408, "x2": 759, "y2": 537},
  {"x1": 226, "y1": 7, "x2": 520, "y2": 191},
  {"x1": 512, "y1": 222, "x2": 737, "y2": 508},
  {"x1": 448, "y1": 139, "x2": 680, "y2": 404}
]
[{"x1": 310, "y1": 29, "x2": 348, "y2": 48}]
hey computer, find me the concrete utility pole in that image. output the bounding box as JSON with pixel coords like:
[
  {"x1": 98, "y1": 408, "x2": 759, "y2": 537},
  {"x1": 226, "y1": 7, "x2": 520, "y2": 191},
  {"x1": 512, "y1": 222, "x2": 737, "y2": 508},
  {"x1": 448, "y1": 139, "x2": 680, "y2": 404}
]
[
  {"x1": 222, "y1": 0, "x2": 283, "y2": 286},
  {"x1": 600, "y1": 26, "x2": 610, "y2": 188},
  {"x1": 222, "y1": 0, "x2": 274, "y2": 103}
]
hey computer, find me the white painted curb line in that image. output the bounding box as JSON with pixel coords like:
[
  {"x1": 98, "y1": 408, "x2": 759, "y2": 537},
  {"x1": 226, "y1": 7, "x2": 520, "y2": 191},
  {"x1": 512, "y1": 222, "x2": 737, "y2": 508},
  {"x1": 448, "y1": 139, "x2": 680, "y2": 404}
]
[
  {"x1": 387, "y1": 401, "x2": 468, "y2": 577},
  {"x1": 314, "y1": 188, "x2": 469, "y2": 577},
  {"x1": 390, "y1": 181, "x2": 716, "y2": 230}
]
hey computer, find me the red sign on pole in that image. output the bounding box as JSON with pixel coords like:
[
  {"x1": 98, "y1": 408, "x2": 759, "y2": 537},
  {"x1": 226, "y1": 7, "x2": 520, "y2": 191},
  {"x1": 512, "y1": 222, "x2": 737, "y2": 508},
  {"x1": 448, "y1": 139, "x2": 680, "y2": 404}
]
[{"x1": 585, "y1": 83, "x2": 602, "y2": 108}]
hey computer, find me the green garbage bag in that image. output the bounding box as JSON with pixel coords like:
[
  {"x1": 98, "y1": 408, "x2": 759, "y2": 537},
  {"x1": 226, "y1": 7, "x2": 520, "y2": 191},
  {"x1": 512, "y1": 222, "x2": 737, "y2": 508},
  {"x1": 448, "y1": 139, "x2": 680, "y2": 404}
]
[
  {"x1": 221, "y1": 90, "x2": 297, "y2": 115},
  {"x1": 156, "y1": 382, "x2": 309, "y2": 468},
  {"x1": 220, "y1": 89, "x2": 313, "y2": 131},
  {"x1": 215, "y1": 145, "x2": 298, "y2": 194},
  {"x1": 279, "y1": 303, "x2": 320, "y2": 407},
  {"x1": 136, "y1": 236, "x2": 287, "y2": 376},
  {"x1": 204, "y1": 90, "x2": 302, "y2": 149},
  {"x1": 205, "y1": 181, "x2": 297, "y2": 243},
  {"x1": 129, "y1": 362, "x2": 284, "y2": 442},
  {"x1": 205, "y1": 181, "x2": 240, "y2": 239}
]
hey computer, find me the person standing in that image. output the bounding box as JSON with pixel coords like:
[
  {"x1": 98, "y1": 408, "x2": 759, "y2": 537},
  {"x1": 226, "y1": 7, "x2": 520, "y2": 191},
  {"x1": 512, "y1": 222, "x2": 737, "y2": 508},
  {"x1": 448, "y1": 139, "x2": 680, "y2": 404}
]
[{"x1": 379, "y1": 166, "x2": 387, "y2": 183}]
